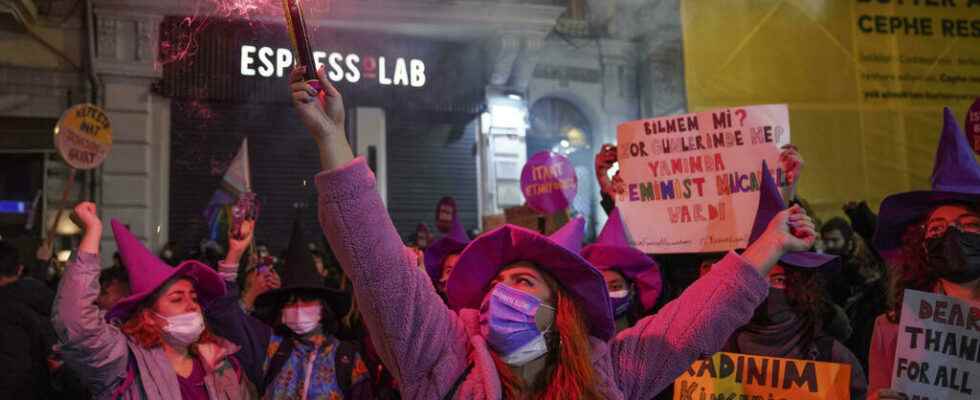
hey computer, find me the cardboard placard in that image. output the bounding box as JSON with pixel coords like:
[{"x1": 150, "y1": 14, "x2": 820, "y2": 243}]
[
  {"x1": 891, "y1": 289, "x2": 980, "y2": 399},
  {"x1": 674, "y1": 352, "x2": 851, "y2": 400},
  {"x1": 616, "y1": 104, "x2": 790, "y2": 254},
  {"x1": 54, "y1": 104, "x2": 113, "y2": 170}
]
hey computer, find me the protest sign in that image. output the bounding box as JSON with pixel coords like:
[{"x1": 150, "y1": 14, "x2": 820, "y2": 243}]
[
  {"x1": 966, "y1": 99, "x2": 980, "y2": 156},
  {"x1": 47, "y1": 104, "x2": 113, "y2": 247},
  {"x1": 520, "y1": 151, "x2": 577, "y2": 215},
  {"x1": 616, "y1": 104, "x2": 790, "y2": 254},
  {"x1": 673, "y1": 352, "x2": 851, "y2": 400},
  {"x1": 891, "y1": 289, "x2": 980, "y2": 400},
  {"x1": 54, "y1": 103, "x2": 113, "y2": 170}
]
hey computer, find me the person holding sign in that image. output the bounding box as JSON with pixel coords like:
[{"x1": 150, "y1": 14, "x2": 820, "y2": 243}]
[
  {"x1": 868, "y1": 108, "x2": 980, "y2": 400},
  {"x1": 52, "y1": 202, "x2": 256, "y2": 399},
  {"x1": 582, "y1": 208, "x2": 663, "y2": 332},
  {"x1": 290, "y1": 65, "x2": 820, "y2": 399},
  {"x1": 717, "y1": 161, "x2": 867, "y2": 399}
]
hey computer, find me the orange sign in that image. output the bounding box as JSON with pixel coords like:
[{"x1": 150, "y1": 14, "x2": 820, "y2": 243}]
[
  {"x1": 673, "y1": 352, "x2": 851, "y2": 400},
  {"x1": 54, "y1": 104, "x2": 113, "y2": 170}
]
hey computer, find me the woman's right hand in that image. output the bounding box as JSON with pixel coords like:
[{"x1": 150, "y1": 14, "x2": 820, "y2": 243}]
[{"x1": 873, "y1": 389, "x2": 907, "y2": 400}]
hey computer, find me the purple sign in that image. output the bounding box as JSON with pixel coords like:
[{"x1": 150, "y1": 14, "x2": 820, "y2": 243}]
[
  {"x1": 967, "y1": 98, "x2": 980, "y2": 156},
  {"x1": 521, "y1": 151, "x2": 578, "y2": 214}
]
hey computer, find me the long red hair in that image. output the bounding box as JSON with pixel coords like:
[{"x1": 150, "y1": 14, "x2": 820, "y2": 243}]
[
  {"x1": 119, "y1": 277, "x2": 219, "y2": 350},
  {"x1": 490, "y1": 275, "x2": 603, "y2": 399}
]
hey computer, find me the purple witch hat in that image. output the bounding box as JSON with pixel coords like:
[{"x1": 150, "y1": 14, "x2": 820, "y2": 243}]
[
  {"x1": 582, "y1": 209, "x2": 662, "y2": 311},
  {"x1": 749, "y1": 161, "x2": 839, "y2": 269},
  {"x1": 107, "y1": 220, "x2": 226, "y2": 322},
  {"x1": 447, "y1": 217, "x2": 615, "y2": 341},
  {"x1": 874, "y1": 108, "x2": 980, "y2": 253},
  {"x1": 424, "y1": 218, "x2": 470, "y2": 282}
]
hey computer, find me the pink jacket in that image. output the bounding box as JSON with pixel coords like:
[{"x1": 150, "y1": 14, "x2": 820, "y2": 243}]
[{"x1": 316, "y1": 157, "x2": 769, "y2": 399}]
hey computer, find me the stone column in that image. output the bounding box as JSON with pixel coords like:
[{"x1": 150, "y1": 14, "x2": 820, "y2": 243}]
[
  {"x1": 92, "y1": 9, "x2": 171, "y2": 262},
  {"x1": 638, "y1": 26, "x2": 687, "y2": 118},
  {"x1": 598, "y1": 38, "x2": 640, "y2": 144}
]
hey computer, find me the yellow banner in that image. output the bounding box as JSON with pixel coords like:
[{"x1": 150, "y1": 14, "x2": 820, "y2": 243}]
[
  {"x1": 673, "y1": 352, "x2": 851, "y2": 400},
  {"x1": 681, "y1": 0, "x2": 980, "y2": 218}
]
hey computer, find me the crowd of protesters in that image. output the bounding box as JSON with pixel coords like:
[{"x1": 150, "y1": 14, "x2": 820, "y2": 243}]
[{"x1": 0, "y1": 65, "x2": 976, "y2": 400}]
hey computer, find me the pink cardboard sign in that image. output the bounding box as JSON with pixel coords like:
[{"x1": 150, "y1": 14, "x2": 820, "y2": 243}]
[{"x1": 616, "y1": 104, "x2": 790, "y2": 254}]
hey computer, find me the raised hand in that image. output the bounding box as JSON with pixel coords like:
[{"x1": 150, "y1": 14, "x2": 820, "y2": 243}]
[
  {"x1": 741, "y1": 205, "x2": 817, "y2": 276},
  {"x1": 225, "y1": 219, "x2": 255, "y2": 266},
  {"x1": 73, "y1": 202, "x2": 101, "y2": 231},
  {"x1": 72, "y1": 202, "x2": 102, "y2": 255},
  {"x1": 779, "y1": 144, "x2": 804, "y2": 185},
  {"x1": 289, "y1": 66, "x2": 354, "y2": 171}
]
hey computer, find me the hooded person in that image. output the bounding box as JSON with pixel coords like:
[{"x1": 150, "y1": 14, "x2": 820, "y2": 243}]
[
  {"x1": 424, "y1": 217, "x2": 470, "y2": 297},
  {"x1": 582, "y1": 208, "x2": 663, "y2": 332},
  {"x1": 52, "y1": 203, "x2": 254, "y2": 400},
  {"x1": 868, "y1": 108, "x2": 980, "y2": 400},
  {"x1": 206, "y1": 214, "x2": 371, "y2": 399},
  {"x1": 719, "y1": 161, "x2": 867, "y2": 399},
  {"x1": 290, "y1": 64, "x2": 821, "y2": 399}
]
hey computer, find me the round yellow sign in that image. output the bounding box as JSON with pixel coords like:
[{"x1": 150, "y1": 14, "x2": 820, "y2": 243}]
[{"x1": 54, "y1": 104, "x2": 113, "y2": 170}]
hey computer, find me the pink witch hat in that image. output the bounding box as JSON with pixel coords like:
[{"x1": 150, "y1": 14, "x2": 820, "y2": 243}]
[
  {"x1": 106, "y1": 220, "x2": 225, "y2": 322},
  {"x1": 447, "y1": 217, "x2": 615, "y2": 341},
  {"x1": 582, "y1": 208, "x2": 663, "y2": 311}
]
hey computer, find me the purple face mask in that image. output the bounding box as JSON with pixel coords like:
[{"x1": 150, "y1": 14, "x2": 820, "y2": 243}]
[
  {"x1": 479, "y1": 284, "x2": 555, "y2": 365},
  {"x1": 609, "y1": 289, "x2": 632, "y2": 318}
]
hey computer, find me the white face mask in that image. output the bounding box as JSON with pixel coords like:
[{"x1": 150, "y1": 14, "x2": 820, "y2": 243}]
[
  {"x1": 156, "y1": 311, "x2": 205, "y2": 347},
  {"x1": 282, "y1": 304, "x2": 322, "y2": 335},
  {"x1": 500, "y1": 330, "x2": 550, "y2": 366}
]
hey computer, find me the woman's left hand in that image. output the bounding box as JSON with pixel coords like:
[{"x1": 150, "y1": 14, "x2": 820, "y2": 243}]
[{"x1": 742, "y1": 205, "x2": 817, "y2": 275}]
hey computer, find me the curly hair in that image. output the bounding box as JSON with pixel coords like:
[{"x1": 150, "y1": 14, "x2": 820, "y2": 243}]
[
  {"x1": 887, "y1": 202, "x2": 979, "y2": 323},
  {"x1": 784, "y1": 267, "x2": 829, "y2": 323},
  {"x1": 120, "y1": 276, "x2": 219, "y2": 349},
  {"x1": 887, "y1": 222, "x2": 935, "y2": 324}
]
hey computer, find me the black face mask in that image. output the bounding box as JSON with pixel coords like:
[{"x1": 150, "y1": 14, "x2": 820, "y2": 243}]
[
  {"x1": 927, "y1": 228, "x2": 980, "y2": 284},
  {"x1": 751, "y1": 288, "x2": 794, "y2": 325}
]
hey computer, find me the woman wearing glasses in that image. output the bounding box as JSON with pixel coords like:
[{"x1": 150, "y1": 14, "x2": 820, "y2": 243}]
[{"x1": 868, "y1": 108, "x2": 980, "y2": 400}]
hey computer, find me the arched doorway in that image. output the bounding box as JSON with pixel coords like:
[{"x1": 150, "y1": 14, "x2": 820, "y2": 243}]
[{"x1": 527, "y1": 97, "x2": 596, "y2": 236}]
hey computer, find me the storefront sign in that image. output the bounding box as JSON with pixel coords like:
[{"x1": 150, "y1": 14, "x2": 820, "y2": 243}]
[
  {"x1": 673, "y1": 352, "x2": 851, "y2": 400},
  {"x1": 616, "y1": 104, "x2": 790, "y2": 254},
  {"x1": 240, "y1": 45, "x2": 427, "y2": 87},
  {"x1": 54, "y1": 104, "x2": 113, "y2": 170},
  {"x1": 892, "y1": 289, "x2": 980, "y2": 400}
]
